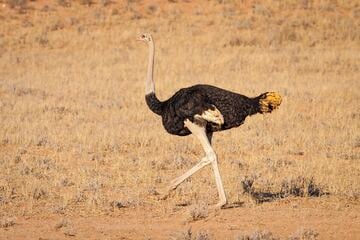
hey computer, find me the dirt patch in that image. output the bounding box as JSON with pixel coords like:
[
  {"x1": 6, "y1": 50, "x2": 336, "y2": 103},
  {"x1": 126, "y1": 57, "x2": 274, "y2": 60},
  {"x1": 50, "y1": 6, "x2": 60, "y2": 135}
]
[{"x1": 1, "y1": 198, "x2": 359, "y2": 240}]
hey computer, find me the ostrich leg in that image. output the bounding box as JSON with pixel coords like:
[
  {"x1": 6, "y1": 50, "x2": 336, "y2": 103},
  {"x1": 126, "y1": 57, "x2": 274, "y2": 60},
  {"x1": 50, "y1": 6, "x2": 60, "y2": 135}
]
[
  {"x1": 168, "y1": 156, "x2": 211, "y2": 190},
  {"x1": 168, "y1": 119, "x2": 227, "y2": 208}
]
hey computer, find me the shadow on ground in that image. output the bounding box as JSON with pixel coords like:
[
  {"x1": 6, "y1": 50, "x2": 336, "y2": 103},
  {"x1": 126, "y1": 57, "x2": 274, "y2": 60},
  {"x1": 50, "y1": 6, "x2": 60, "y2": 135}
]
[{"x1": 241, "y1": 176, "x2": 329, "y2": 204}]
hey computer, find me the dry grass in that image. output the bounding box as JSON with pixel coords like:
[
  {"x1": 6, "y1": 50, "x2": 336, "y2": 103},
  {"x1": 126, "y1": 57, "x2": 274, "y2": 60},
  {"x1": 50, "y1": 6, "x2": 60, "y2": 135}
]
[
  {"x1": 171, "y1": 228, "x2": 213, "y2": 240},
  {"x1": 188, "y1": 202, "x2": 208, "y2": 221},
  {"x1": 235, "y1": 228, "x2": 319, "y2": 240},
  {"x1": 236, "y1": 230, "x2": 279, "y2": 240},
  {"x1": 55, "y1": 218, "x2": 77, "y2": 236},
  {"x1": 288, "y1": 228, "x2": 319, "y2": 240},
  {"x1": 0, "y1": 216, "x2": 16, "y2": 228},
  {"x1": 0, "y1": 0, "x2": 359, "y2": 220}
]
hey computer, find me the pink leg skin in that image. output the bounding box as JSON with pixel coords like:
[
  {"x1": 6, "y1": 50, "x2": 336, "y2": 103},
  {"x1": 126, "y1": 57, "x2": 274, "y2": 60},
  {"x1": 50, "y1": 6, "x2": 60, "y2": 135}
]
[{"x1": 166, "y1": 119, "x2": 227, "y2": 208}]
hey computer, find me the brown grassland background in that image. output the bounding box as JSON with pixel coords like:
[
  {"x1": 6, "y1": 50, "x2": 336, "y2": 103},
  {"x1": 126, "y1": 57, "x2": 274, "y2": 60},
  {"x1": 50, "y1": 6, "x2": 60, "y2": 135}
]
[{"x1": 0, "y1": 0, "x2": 359, "y2": 239}]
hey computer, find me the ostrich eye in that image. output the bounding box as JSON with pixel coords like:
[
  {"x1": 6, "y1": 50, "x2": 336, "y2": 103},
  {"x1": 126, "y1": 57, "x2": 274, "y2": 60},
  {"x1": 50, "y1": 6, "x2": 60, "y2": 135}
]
[{"x1": 142, "y1": 34, "x2": 146, "y2": 38}]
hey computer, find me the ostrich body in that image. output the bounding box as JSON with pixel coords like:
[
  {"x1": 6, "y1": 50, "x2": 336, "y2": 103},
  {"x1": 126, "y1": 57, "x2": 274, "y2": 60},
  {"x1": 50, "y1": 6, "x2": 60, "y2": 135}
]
[{"x1": 138, "y1": 33, "x2": 282, "y2": 208}]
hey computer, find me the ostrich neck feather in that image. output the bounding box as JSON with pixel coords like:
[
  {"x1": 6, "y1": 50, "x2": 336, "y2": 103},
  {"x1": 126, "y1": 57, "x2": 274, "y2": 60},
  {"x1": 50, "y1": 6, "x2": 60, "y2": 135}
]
[{"x1": 146, "y1": 39, "x2": 155, "y2": 95}]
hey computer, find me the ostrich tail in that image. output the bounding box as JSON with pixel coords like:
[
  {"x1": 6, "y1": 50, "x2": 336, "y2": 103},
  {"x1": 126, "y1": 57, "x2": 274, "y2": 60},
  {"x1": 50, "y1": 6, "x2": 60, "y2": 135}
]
[
  {"x1": 145, "y1": 93, "x2": 164, "y2": 115},
  {"x1": 258, "y1": 92, "x2": 282, "y2": 113}
]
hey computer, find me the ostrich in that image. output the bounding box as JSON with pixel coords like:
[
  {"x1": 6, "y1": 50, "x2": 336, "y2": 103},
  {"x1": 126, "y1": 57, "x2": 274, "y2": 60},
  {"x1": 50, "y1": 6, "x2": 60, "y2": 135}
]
[{"x1": 137, "y1": 33, "x2": 282, "y2": 208}]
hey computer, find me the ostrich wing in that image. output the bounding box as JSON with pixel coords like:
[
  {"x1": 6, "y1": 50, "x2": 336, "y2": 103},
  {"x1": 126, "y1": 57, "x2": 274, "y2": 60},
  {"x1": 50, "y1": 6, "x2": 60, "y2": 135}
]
[{"x1": 171, "y1": 89, "x2": 223, "y2": 126}]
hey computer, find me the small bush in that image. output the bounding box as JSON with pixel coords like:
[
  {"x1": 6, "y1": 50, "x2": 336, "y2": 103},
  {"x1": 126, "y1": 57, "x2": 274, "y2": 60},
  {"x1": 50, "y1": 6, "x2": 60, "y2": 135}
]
[
  {"x1": 110, "y1": 200, "x2": 131, "y2": 210},
  {"x1": 0, "y1": 217, "x2": 16, "y2": 228},
  {"x1": 194, "y1": 231, "x2": 212, "y2": 240},
  {"x1": 54, "y1": 219, "x2": 70, "y2": 230},
  {"x1": 281, "y1": 177, "x2": 325, "y2": 197},
  {"x1": 171, "y1": 228, "x2": 213, "y2": 240},
  {"x1": 32, "y1": 187, "x2": 47, "y2": 200},
  {"x1": 241, "y1": 175, "x2": 256, "y2": 194},
  {"x1": 80, "y1": 0, "x2": 93, "y2": 6},
  {"x1": 101, "y1": 0, "x2": 111, "y2": 6},
  {"x1": 171, "y1": 228, "x2": 192, "y2": 240},
  {"x1": 188, "y1": 202, "x2": 208, "y2": 221},
  {"x1": 57, "y1": 0, "x2": 71, "y2": 7},
  {"x1": 6, "y1": 0, "x2": 27, "y2": 9},
  {"x1": 236, "y1": 230, "x2": 279, "y2": 240},
  {"x1": 55, "y1": 219, "x2": 77, "y2": 236},
  {"x1": 288, "y1": 228, "x2": 319, "y2": 240}
]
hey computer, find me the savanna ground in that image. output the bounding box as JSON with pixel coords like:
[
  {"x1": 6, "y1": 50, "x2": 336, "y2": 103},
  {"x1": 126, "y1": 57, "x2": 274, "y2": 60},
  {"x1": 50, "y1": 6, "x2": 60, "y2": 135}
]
[{"x1": 0, "y1": 0, "x2": 359, "y2": 239}]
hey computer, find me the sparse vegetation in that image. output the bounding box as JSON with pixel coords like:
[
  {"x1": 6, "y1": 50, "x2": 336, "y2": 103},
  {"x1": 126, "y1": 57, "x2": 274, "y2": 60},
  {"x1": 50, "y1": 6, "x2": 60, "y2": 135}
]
[
  {"x1": 55, "y1": 219, "x2": 77, "y2": 236},
  {"x1": 288, "y1": 228, "x2": 319, "y2": 240},
  {"x1": 6, "y1": 0, "x2": 27, "y2": 9},
  {"x1": 5, "y1": 0, "x2": 28, "y2": 13},
  {"x1": 281, "y1": 176, "x2": 325, "y2": 198},
  {"x1": 171, "y1": 228, "x2": 193, "y2": 240},
  {"x1": 0, "y1": 217, "x2": 16, "y2": 228},
  {"x1": 80, "y1": 0, "x2": 93, "y2": 7},
  {"x1": 0, "y1": 0, "x2": 359, "y2": 239},
  {"x1": 57, "y1": 0, "x2": 71, "y2": 8},
  {"x1": 235, "y1": 230, "x2": 279, "y2": 240},
  {"x1": 235, "y1": 229, "x2": 319, "y2": 240},
  {"x1": 240, "y1": 175, "x2": 327, "y2": 203},
  {"x1": 188, "y1": 202, "x2": 208, "y2": 221},
  {"x1": 172, "y1": 228, "x2": 213, "y2": 240}
]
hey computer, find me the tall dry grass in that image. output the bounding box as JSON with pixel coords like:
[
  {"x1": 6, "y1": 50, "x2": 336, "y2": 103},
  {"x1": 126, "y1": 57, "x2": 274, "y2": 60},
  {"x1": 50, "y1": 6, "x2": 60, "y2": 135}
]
[{"x1": 0, "y1": 0, "x2": 359, "y2": 216}]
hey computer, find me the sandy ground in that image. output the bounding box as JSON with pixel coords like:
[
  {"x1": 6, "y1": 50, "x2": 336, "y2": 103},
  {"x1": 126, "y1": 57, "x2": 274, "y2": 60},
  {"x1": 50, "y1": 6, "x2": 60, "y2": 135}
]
[{"x1": 1, "y1": 198, "x2": 359, "y2": 240}]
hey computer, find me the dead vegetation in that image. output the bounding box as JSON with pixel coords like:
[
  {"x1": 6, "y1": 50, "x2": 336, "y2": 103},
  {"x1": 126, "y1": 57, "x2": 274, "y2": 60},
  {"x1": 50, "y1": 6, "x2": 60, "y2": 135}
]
[
  {"x1": 0, "y1": 217, "x2": 16, "y2": 228},
  {"x1": 288, "y1": 228, "x2": 319, "y2": 240},
  {"x1": 240, "y1": 175, "x2": 327, "y2": 203},
  {"x1": 171, "y1": 228, "x2": 320, "y2": 240},
  {"x1": 5, "y1": 0, "x2": 27, "y2": 10},
  {"x1": 55, "y1": 219, "x2": 77, "y2": 236},
  {"x1": 235, "y1": 228, "x2": 319, "y2": 240},
  {"x1": 235, "y1": 230, "x2": 279, "y2": 240},
  {"x1": 188, "y1": 202, "x2": 209, "y2": 221},
  {"x1": 171, "y1": 228, "x2": 213, "y2": 240},
  {"x1": 0, "y1": 0, "x2": 359, "y2": 239}
]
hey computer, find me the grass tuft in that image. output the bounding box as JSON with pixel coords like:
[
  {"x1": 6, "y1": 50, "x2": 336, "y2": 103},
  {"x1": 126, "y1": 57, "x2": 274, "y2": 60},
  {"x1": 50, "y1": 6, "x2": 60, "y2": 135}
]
[
  {"x1": 188, "y1": 202, "x2": 208, "y2": 221},
  {"x1": 235, "y1": 230, "x2": 279, "y2": 240},
  {"x1": 288, "y1": 228, "x2": 319, "y2": 240},
  {"x1": 281, "y1": 177, "x2": 326, "y2": 197},
  {"x1": 0, "y1": 217, "x2": 16, "y2": 228},
  {"x1": 171, "y1": 228, "x2": 213, "y2": 240}
]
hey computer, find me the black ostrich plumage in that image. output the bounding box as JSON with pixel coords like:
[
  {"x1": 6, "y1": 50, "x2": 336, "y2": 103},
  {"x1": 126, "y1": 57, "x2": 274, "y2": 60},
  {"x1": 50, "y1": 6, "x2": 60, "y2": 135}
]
[{"x1": 145, "y1": 84, "x2": 271, "y2": 136}]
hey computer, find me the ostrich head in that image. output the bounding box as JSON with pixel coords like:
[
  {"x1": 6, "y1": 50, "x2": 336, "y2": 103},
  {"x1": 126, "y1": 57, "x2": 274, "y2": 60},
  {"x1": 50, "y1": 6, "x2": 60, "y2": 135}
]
[{"x1": 137, "y1": 33, "x2": 153, "y2": 43}]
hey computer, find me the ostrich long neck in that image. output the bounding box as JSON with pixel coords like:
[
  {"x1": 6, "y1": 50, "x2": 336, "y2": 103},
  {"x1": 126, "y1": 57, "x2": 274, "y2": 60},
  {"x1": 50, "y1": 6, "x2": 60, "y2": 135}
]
[
  {"x1": 146, "y1": 40, "x2": 155, "y2": 94},
  {"x1": 144, "y1": 38, "x2": 163, "y2": 115}
]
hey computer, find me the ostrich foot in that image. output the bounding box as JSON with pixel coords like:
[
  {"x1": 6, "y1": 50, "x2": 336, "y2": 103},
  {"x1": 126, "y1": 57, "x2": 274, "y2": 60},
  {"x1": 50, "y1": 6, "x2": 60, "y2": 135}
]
[
  {"x1": 168, "y1": 179, "x2": 180, "y2": 191},
  {"x1": 213, "y1": 200, "x2": 227, "y2": 209},
  {"x1": 154, "y1": 179, "x2": 181, "y2": 201},
  {"x1": 212, "y1": 201, "x2": 244, "y2": 210},
  {"x1": 154, "y1": 185, "x2": 174, "y2": 201}
]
